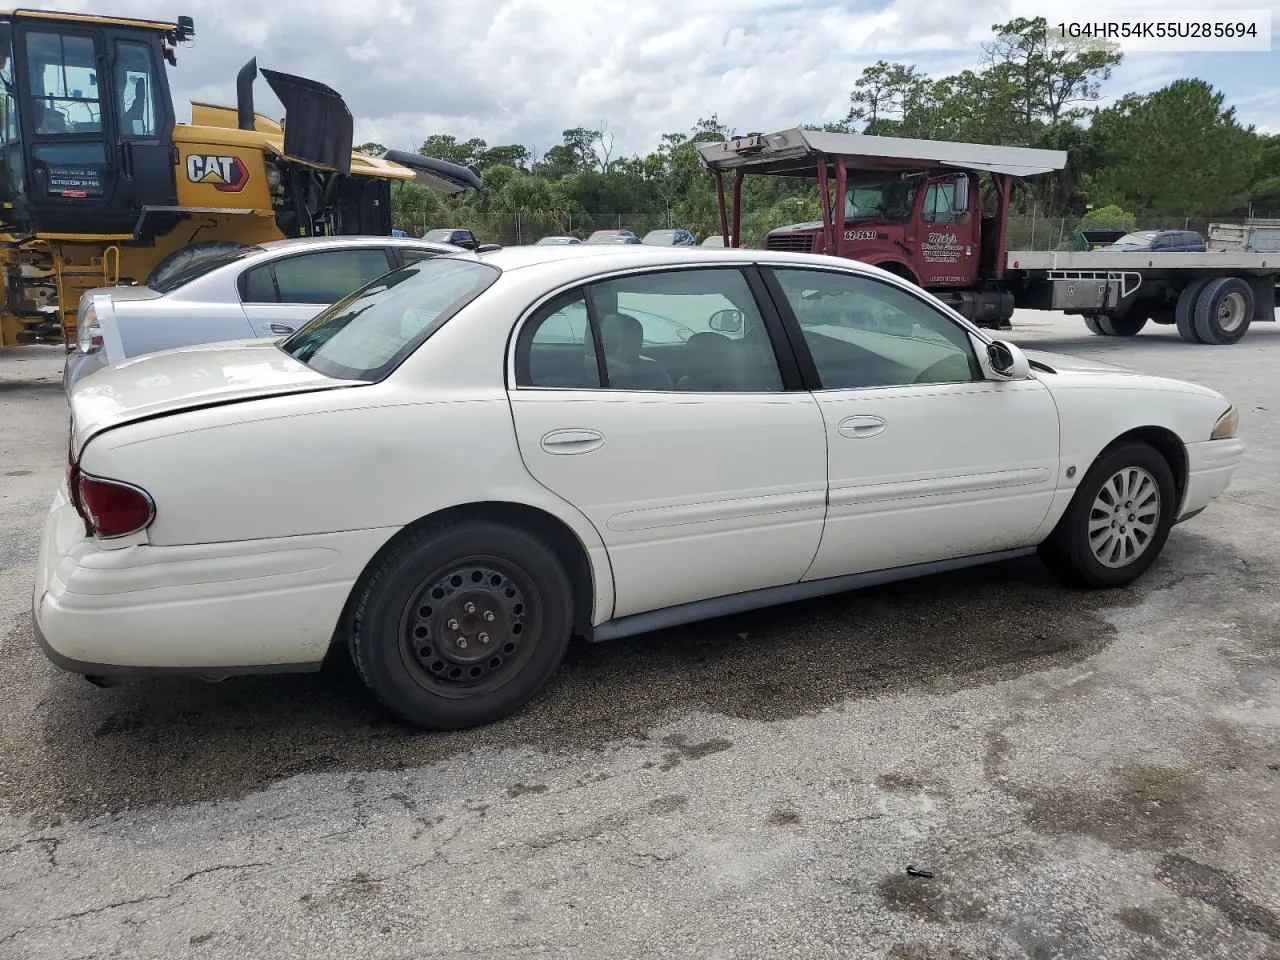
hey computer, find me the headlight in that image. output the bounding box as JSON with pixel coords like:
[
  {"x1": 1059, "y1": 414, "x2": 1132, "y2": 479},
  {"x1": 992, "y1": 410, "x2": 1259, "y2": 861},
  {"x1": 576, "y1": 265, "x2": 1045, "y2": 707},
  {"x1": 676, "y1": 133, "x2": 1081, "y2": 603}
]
[
  {"x1": 1211, "y1": 405, "x2": 1238, "y2": 440},
  {"x1": 266, "y1": 163, "x2": 282, "y2": 190}
]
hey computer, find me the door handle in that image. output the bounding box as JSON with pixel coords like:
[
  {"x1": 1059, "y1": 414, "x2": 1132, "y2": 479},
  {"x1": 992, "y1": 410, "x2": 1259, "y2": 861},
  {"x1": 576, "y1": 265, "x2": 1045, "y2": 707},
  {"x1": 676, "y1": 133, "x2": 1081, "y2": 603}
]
[
  {"x1": 838, "y1": 415, "x2": 886, "y2": 439},
  {"x1": 541, "y1": 428, "x2": 604, "y2": 455},
  {"x1": 267, "y1": 323, "x2": 295, "y2": 335}
]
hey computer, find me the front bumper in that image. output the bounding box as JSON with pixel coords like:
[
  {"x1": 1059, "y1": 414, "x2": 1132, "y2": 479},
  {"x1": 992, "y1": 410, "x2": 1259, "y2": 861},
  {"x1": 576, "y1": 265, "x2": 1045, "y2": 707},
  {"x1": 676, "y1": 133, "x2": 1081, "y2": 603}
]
[
  {"x1": 32, "y1": 484, "x2": 395, "y2": 677},
  {"x1": 1177, "y1": 436, "x2": 1245, "y2": 520}
]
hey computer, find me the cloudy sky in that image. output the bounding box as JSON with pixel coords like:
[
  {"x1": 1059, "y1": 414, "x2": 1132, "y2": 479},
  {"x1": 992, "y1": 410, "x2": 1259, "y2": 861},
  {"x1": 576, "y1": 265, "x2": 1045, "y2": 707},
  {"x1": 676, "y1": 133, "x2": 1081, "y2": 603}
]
[{"x1": 38, "y1": 0, "x2": 1280, "y2": 157}]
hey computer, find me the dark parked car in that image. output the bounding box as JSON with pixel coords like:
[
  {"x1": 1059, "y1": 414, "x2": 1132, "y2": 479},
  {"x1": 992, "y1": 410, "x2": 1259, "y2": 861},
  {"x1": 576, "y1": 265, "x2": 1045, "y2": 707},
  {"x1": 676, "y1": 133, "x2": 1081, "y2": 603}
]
[
  {"x1": 424, "y1": 228, "x2": 481, "y2": 250},
  {"x1": 642, "y1": 228, "x2": 695, "y2": 246},
  {"x1": 1105, "y1": 230, "x2": 1206, "y2": 252}
]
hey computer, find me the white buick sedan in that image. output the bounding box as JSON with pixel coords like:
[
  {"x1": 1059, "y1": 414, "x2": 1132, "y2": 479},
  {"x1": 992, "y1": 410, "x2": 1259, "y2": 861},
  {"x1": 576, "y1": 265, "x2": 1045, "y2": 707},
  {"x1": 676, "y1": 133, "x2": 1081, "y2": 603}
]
[{"x1": 35, "y1": 246, "x2": 1243, "y2": 729}]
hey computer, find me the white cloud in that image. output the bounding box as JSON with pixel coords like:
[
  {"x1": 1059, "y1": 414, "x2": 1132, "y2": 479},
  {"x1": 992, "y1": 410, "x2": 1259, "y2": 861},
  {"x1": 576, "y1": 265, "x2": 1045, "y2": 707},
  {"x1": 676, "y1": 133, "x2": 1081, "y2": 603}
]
[{"x1": 13, "y1": 0, "x2": 1280, "y2": 159}]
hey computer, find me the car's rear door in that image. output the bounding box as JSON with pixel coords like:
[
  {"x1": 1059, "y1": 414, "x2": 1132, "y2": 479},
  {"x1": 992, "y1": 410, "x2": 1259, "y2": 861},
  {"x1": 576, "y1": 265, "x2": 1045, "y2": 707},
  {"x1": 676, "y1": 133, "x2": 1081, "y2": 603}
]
[
  {"x1": 507, "y1": 264, "x2": 829, "y2": 620},
  {"x1": 238, "y1": 247, "x2": 396, "y2": 338}
]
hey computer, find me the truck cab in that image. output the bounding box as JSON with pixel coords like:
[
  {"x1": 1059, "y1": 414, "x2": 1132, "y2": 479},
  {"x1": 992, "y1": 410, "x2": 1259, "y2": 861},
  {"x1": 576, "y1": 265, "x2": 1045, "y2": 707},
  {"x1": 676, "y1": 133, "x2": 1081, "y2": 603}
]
[
  {"x1": 765, "y1": 169, "x2": 985, "y2": 289},
  {"x1": 697, "y1": 127, "x2": 1066, "y2": 328},
  {"x1": 0, "y1": 11, "x2": 185, "y2": 237}
]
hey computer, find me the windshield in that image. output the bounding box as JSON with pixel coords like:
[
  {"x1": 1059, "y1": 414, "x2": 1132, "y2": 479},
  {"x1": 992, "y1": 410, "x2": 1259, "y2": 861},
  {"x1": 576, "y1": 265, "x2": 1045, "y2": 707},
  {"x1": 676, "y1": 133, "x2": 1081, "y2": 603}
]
[
  {"x1": 423, "y1": 229, "x2": 455, "y2": 241},
  {"x1": 280, "y1": 257, "x2": 499, "y2": 382},
  {"x1": 149, "y1": 247, "x2": 259, "y2": 293},
  {"x1": 0, "y1": 25, "x2": 21, "y2": 204},
  {"x1": 843, "y1": 177, "x2": 920, "y2": 222}
]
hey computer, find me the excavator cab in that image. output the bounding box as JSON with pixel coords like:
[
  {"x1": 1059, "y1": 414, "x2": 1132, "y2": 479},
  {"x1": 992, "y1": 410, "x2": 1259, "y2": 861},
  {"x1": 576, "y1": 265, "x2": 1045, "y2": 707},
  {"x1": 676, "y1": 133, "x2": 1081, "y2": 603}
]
[{"x1": 0, "y1": 11, "x2": 186, "y2": 236}]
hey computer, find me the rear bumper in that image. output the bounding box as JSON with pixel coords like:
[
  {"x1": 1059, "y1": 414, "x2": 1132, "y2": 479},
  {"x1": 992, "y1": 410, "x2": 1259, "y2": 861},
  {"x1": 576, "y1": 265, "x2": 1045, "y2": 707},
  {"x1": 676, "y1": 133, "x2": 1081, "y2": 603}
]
[
  {"x1": 32, "y1": 484, "x2": 395, "y2": 677},
  {"x1": 1178, "y1": 436, "x2": 1244, "y2": 521}
]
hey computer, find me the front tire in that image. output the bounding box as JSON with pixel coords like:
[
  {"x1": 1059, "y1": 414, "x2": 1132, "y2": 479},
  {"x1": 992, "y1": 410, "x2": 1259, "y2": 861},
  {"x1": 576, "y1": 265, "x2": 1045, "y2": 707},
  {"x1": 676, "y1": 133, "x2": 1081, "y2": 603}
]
[
  {"x1": 1039, "y1": 441, "x2": 1177, "y2": 588},
  {"x1": 351, "y1": 520, "x2": 573, "y2": 729},
  {"x1": 1099, "y1": 315, "x2": 1146, "y2": 337}
]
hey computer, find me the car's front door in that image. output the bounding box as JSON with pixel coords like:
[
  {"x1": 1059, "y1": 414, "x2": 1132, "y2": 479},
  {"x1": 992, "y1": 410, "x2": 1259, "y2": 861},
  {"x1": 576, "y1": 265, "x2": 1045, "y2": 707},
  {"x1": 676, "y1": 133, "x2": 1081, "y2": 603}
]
[
  {"x1": 507, "y1": 264, "x2": 829, "y2": 620},
  {"x1": 764, "y1": 265, "x2": 1061, "y2": 582},
  {"x1": 238, "y1": 247, "x2": 396, "y2": 338}
]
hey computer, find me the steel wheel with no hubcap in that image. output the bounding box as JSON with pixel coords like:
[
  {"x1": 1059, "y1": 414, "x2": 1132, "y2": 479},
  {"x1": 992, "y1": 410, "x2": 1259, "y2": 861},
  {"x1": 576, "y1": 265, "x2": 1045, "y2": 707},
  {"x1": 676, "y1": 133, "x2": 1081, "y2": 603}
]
[
  {"x1": 1088, "y1": 466, "x2": 1160, "y2": 568},
  {"x1": 399, "y1": 559, "x2": 540, "y2": 698},
  {"x1": 1216, "y1": 292, "x2": 1247, "y2": 334}
]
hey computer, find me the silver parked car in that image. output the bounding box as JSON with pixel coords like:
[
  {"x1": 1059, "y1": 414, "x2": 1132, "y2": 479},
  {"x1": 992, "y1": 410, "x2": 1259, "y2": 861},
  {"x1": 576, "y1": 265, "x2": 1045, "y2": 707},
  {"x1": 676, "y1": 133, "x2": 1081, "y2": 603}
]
[{"x1": 65, "y1": 235, "x2": 461, "y2": 394}]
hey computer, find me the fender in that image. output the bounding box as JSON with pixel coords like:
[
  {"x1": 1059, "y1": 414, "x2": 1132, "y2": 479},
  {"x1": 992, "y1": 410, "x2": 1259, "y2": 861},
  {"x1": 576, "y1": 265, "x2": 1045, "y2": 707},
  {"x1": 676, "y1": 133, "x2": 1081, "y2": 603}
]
[{"x1": 865, "y1": 257, "x2": 921, "y2": 286}]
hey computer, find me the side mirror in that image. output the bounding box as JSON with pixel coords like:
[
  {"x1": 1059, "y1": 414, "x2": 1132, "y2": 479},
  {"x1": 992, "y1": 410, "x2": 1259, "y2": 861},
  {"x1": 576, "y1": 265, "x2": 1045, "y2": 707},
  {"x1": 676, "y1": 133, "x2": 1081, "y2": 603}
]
[
  {"x1": 475, "y1": 243, "x2": 502, "y2": 252},
  {"x1": 985, "y1": 339, "x2": 1031, "y2": 380},
  {"x1": 952, "y1": 175, "x2": 969, "y2": 213},
  {"x1": 709, "y1": 309, "x2": 744, "y2": 334}
]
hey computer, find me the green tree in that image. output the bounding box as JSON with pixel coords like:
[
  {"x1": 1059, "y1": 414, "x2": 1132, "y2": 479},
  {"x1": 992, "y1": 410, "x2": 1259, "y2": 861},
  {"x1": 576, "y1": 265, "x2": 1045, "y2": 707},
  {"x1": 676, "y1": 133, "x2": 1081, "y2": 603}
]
[
  {"x1": 356, "y1": 141, "x2": 387, "y2": 157},
  {"x1": 476, "y1": 144, "x2": 531, "y2": 170},
  {"x1": 1080, "y1": 203, "x2": 1136, "y2": 231},
  {"x1": 982, "y1": 16, "x2": 1122, "y2": 141},
  {"x1": 1088, "y1": 80, "x2": 1259, "y2": 218},
  {"x1": 419, "y1": 135, "x2": 487, "y2": 166}
]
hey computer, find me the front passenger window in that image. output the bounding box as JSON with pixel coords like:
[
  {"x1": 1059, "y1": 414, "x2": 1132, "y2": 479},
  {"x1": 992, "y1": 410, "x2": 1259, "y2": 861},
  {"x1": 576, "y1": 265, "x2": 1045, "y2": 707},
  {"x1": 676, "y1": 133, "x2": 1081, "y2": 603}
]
[{"x1": 772, "y1": 268, "x2": 981, "y2": 390}]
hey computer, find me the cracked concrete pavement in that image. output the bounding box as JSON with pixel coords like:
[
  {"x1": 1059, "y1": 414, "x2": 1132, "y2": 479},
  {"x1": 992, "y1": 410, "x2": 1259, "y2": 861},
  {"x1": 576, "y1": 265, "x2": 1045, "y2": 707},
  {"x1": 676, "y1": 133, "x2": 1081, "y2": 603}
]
[{"x1": 0, "y1": 313, "x2": 1277, "y2": 959}]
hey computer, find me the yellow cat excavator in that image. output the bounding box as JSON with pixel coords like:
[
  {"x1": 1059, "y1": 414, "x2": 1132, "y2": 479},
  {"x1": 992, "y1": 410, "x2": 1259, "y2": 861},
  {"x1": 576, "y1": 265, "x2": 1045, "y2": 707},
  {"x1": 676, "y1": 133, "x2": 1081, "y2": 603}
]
[{"x1": 0, "y1": 9, "x2": 480, "y2": 348}]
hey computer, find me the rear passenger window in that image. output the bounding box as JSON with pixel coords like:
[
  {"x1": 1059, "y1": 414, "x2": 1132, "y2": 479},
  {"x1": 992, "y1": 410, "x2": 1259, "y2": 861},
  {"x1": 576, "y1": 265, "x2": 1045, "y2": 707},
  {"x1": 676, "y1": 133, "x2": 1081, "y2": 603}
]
[
  {"x1": 518, "y1": 295, "x2": 601, "y2": 388},
  {"x1": 515, "y1": 268, "x2": 785, "y2": 392},
  {"x1": 242, "y1": 264, "x2": 275, "y2": 302},
  {"x1": 243, "y1": 249, "x2": 394, "y2": 304}
]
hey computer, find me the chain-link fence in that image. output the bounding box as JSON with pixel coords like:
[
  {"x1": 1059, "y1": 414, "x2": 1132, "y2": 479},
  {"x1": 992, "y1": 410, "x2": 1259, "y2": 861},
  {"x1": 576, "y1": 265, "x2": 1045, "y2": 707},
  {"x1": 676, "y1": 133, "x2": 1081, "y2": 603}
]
[
  {"x1": 392, "y1": 211, "x2": 691, "y2": 246},
  {"x1": 394, "y1": 211, "x2": 1274, "y2": 250}
]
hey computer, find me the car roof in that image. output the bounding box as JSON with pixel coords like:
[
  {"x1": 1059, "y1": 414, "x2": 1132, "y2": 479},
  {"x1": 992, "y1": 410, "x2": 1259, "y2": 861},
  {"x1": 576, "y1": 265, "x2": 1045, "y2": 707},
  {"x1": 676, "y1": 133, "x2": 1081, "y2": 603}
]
[
  {"x1": 464, "y1": 243, "x2": 895, "y2": 278},
  {"x1": 257, "y1": 235, "x2": 461, "y2": 253}
]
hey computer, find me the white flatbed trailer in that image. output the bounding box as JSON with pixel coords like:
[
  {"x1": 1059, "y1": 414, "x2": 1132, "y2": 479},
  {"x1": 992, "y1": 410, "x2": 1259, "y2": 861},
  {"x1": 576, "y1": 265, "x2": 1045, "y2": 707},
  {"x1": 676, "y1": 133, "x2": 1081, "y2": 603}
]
[{"x1": 1002, "y1": 250, "x2": 1279, "y2": 344}]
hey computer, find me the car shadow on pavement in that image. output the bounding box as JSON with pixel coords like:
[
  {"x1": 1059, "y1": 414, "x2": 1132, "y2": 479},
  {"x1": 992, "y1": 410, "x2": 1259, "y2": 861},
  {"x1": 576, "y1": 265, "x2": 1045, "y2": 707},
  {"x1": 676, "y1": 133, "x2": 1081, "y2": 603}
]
[{"x1": 1, "y1": 531, "x2": 1246, "y2": 823}]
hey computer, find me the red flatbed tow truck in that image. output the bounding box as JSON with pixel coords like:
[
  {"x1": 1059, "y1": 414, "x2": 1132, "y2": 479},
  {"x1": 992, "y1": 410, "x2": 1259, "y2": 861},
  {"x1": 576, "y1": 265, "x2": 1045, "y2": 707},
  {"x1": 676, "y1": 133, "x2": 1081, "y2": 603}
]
[{"x1": 698, "y1": 127, "x2": 1279, "y2": 345}]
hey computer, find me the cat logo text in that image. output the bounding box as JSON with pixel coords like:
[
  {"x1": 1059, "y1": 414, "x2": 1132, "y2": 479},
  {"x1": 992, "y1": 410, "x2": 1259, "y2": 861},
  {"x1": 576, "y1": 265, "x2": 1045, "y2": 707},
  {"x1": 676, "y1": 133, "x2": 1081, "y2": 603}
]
[{"x1": 185, "y1": 154, "x2": 249, "y2": 192}]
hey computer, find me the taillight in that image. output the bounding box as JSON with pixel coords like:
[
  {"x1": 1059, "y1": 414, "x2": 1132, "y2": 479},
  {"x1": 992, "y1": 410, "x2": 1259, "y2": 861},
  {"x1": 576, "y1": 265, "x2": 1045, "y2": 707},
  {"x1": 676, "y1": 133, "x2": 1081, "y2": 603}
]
[
  {"x1": 74, "y1": 472, "x2": 155, "y2": 538},
  {"x1": 78, "y1": 303, "x2": 103, "y2": 353}
]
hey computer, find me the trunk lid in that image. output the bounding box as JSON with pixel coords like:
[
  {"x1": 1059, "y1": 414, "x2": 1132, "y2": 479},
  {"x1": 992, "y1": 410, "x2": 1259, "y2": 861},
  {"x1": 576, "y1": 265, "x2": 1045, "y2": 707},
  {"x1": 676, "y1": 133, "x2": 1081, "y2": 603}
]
[{"x1": 69, "y1": 339, "x2": 348, "y2": 452}]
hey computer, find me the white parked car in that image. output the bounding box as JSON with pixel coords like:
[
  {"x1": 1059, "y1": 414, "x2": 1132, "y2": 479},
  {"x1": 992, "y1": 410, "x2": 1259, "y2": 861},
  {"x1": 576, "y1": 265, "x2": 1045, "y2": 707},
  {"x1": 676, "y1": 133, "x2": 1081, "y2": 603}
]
[
  {"x1": 65, "y1": 235, "x2": 462, "y2": 393},
  {"x1": 34, "y1": 246, "x2": 1244, "y2": 729}
]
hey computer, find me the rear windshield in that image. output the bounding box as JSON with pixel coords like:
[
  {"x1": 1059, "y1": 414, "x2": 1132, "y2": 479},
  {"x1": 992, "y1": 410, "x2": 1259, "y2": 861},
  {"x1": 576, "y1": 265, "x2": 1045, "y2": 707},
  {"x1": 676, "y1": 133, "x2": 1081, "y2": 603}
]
[
  {"x1": 149, "y1": 247, "x2": 260, "y2": 294},
  {"x1": 279, "y1": 257, "x2": 499, "y2": 382}
]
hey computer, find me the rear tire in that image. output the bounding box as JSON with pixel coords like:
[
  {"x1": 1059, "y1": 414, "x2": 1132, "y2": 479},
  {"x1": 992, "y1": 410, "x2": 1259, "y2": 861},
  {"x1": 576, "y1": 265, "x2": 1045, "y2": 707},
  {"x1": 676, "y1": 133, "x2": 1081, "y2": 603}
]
[
  {"x1": 1193, "y1": 276, "x2": 1254, "y2": 345},
  {"x1": 1099, "y1": 315, "x2": 1146, "y2": 337},
  {"x1": 144, "y1": 240, "x2": 248, "y2": 289},
  {"x1": 1039, "y1": 441, "x2": 1177, "y2": 589},
  {"x1": 1083, "y1": 314, "x2": 1108, "y2": 336},
  {"x1": 1175, "y1": 278, "x2": 1211, "y2": 343},
  {"x1": 350, "y1": 520, "x2": 573, "y2": 730}
]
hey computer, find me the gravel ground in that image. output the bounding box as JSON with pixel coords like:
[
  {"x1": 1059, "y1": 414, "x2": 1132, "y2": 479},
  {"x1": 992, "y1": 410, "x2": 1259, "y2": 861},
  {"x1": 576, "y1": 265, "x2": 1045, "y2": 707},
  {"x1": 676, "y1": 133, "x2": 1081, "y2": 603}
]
[{"x1": 0, "y1": 313, "x2": 1277, "y2": 960}]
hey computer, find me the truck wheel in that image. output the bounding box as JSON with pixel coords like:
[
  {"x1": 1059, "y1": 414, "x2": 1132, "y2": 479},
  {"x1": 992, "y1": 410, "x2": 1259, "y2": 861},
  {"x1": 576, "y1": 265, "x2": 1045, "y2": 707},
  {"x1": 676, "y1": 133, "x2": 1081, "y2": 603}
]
[
  {"x1": 144, "y1": 240, "x2": 248, "y2": 289},
  {"x1": 1193, "y1": 277, "x2": 1254, "y2": 345},
  {"x1": 1038, "y1": 440, "x2": 1176, "y2": 589},
  {"x1": 1083, "y1": 315, "x2": 1108, "y2": 336},
  {"x1": 1174, "y1": 278, "x2": 1211, "y2": 343},
  {"x1": 1099, "y1": 315, "x2": 1146, "y2": 337}
]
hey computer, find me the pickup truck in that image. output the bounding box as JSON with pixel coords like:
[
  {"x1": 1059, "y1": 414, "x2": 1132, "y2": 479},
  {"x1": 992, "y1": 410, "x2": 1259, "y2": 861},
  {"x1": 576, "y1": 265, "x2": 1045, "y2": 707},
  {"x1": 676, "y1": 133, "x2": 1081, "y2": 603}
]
[{"x1": 66, "y1": 235, "x2": 461, "y2": 393}]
